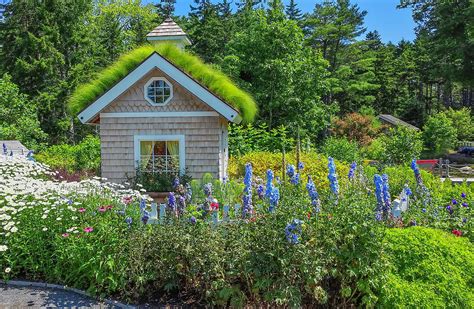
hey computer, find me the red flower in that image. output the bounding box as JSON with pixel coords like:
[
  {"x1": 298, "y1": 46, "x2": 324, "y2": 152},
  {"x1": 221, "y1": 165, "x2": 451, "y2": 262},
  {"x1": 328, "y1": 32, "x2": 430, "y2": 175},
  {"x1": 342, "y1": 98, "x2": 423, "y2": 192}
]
[
  {"x1": 452, "y1": 229, "x2": 462, "y2": 237},
  {"x1": 307, "y1": 212, "x2": 311, "y2": 219},
  {"x1": 210, "y1": 200, "x2": 219, "y2": 211}
]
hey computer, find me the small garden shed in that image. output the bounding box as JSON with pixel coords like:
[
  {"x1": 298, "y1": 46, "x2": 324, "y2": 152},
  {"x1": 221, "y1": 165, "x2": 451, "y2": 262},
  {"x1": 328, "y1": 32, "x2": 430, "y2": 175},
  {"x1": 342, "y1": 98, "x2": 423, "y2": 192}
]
[{"x1": 71, "y1": 19, "x2": 256, "y2": 183}]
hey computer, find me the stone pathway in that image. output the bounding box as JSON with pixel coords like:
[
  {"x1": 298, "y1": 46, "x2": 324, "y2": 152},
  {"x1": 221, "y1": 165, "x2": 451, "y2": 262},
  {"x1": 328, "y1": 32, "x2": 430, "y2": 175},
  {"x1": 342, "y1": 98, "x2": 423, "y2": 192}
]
[{"x1": 0, "y1": 284, "x2": 116, "y2": 308}]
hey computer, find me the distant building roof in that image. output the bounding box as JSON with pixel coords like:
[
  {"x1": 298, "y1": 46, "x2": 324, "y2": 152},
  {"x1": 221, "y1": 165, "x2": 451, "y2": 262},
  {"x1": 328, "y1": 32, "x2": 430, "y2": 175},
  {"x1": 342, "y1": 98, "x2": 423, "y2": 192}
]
[
  {"x1": 146, "y1": 18, "x2": 191, "y2": 45},
  {"x1": 378, "y1": 114, "x2": 420, "y2": 131},
  {"x1": 1, "y1": 140, "x2": 29, "y2": 155}
]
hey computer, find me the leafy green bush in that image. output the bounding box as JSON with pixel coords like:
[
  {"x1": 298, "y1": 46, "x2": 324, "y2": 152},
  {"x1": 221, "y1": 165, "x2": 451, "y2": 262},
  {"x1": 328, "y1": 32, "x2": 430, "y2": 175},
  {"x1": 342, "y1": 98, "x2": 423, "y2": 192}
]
[
  {"x1": 423, "y1": 113, "x2": 457, "y2": 156},
  {"x1": 382, "y1": 126, "x2": 423, "y2": 164},
  {"x1": 443, "y1": 107, "x2": 474, "y2": 142},
  {"x1": 320, "y1": 137, "x2": 360, "y2": 163},
  {"x1": 380, "y1": 227, "x2": 474, "y2": 308},
  {"x1": 229, "y1": 123, "x2": 294, "y2": 157},
  {"x1": 36, "y1": 135, "x2": 100, "y2": 174},
  {"x1": 0, "y1": 74, "x2": 47, "y2": 150}
]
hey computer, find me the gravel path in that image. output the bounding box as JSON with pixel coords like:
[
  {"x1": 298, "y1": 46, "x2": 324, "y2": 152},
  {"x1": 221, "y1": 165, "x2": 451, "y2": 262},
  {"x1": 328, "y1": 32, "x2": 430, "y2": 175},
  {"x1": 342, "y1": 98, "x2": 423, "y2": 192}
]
[{"x1": 0, "y1": 284, "x2": 116, "y2": 308}]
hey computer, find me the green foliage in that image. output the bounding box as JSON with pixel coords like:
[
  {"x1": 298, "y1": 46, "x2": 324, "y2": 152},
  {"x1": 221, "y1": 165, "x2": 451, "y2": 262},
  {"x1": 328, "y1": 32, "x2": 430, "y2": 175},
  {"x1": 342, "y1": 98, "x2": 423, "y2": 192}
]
[
  {"x1": 442, "y1": 107, "x2": 474, "y2": 142},
  {"x1": 423, "y1": 113, "x2": 457, "y2": 156},
  {"x1": 68, "y1": 43, "x2": 257, "y2": 123},
  {"x1": 380, "y1": 227, "x2": 474, "y2": 308},
  {"x1": 228, "y1": 123, "x2": 294, "y2": 157},
  {"x1": 382, "y1": 126, "x2": 423, "y2": 165},
  {"x1": 0, "y1": 74, "x2": 47, "y2": 150},
  {"x1": 320, "y1": 137, "x2": 360, "y2": 163},
  {"x1": 36, "y1": 135, "x2": 100, "y2": 173}
]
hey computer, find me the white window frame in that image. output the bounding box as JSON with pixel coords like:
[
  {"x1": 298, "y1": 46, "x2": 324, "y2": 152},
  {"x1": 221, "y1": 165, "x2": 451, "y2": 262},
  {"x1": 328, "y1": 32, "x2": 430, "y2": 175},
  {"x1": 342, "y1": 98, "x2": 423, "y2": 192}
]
[
  {"x1": 134, "y1": 134, "x2": 185, "y2": 175},
  {"x1": 143, "y1": 77, "x2": 173, "y2": 106}
]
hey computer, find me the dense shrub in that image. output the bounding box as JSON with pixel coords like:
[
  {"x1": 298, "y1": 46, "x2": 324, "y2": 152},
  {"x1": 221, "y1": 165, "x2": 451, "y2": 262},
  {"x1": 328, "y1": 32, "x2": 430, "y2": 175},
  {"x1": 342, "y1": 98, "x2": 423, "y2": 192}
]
[
  {"x1": 331, "y1": 112, "x2": 382, "y2": 146},
  {"x1": 0, "y1": 74, "x2": 47, "y2": 150},
  {"x1": 382, "y1": 126, "x2": 423, "y2": 164},
  {"x1": 423, "y1": 113, "x2": 457, "y2": 155},
  {"x1": 443, "y1": 107, "x2": 474, "y2": 142},
  {"x1": 228, "y1": 123, "x2": 294, "y2": 157},
  {"x1": 36, "y1": 135, "x2": 100, "y2": 174},
  {"x1": 380, "y1": 227, "x2": 474, "y2": 308},
  {"x1": 320, "y1": 137, "x2": 360, "y2": 163},
  {"x1": 228, "y1": 151, "x2": 350, "y2": 191}
]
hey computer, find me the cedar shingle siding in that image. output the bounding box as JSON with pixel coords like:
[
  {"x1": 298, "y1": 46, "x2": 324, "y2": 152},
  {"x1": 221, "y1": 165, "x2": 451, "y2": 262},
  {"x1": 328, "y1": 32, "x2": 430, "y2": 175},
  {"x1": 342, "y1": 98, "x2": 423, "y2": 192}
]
[{"x1": 99, "y1": 68, "x2": 228, "y2": 183}]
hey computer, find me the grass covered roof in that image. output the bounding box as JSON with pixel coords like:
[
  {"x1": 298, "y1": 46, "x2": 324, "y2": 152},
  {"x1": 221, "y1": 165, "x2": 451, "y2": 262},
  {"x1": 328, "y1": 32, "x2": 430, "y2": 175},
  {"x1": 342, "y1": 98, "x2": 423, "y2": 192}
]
[{"x1": 68, "y1": 44, "x2": 257, "y2": 123}]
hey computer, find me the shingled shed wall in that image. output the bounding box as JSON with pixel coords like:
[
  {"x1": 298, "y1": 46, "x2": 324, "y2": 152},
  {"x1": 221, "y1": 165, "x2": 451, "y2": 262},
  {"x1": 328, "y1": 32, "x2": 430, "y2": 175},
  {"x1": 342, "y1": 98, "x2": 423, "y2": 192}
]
[{"x1": 100, "y1": 116, "x2": 225, "y2": 182}]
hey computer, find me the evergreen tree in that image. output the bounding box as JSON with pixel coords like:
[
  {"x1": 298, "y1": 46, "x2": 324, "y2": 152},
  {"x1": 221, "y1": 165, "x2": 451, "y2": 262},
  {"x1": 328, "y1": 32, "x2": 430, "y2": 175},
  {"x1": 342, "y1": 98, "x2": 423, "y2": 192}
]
[
  {"x1": 285, "y1": 0, "x2": 302, "y2": 21},
  {"x1": 155, "y1": 0, "x2": 176, "y2": 19}
]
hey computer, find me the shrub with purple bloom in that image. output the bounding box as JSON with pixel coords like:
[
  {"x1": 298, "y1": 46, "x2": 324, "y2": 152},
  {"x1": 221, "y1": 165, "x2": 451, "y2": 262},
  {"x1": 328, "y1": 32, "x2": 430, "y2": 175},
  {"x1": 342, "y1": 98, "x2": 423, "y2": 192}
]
[
  {"x1": 257, "y1": 184, "x2": 264, "y2": 199},
  {"x1": 203, "y1": 183, "x2": 212, "y2": 197},
  {"x1": 285, "y1": 219, "x2": 303, "y2": 244},
  {"x1": 242, "y1": 163, "x2": 253, "y2": 218},
  {"x1": 374, "y1": 174, "x2": 384, "y2": 219},
  {"x1": 265, "y1": 169, "x2": 274, "y2": 198},
  {"x1": 167, "y1": 192, "x2": 176, "y2": 212},
  {"x1": 269, "y1": 186, "x2": 280, "y2": 213},
  {"x1": 286, "y1": 164, "x2": 296, "y2": 178},
  {"x1": 327, "y1": 157, "x2": 339, "y2": 196},
  {"x1": 348, "y1": 162, "x2": 357, "y2": 180},
  {"x1": 290, "y1": 173, "x2": 300, "y2": 185},
  {"x1": 382, "y1": 174, "x2": 391, "y2": 214},
  {"x1": 306, "y1": 176, "x2": 321, "y2": 212},
  {"x1": 298, "y1": 161, "x2": 304, "y2": 170}
]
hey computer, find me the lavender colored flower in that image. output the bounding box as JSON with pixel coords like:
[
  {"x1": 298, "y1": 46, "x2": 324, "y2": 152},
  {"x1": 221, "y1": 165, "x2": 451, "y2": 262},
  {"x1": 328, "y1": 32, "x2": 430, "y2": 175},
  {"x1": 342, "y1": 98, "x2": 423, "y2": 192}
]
[
  {"x1": 374, "y1": 174, "x2": 384, "y2": 219},
  {"x1": 167, "y1": 192, "x2": 176, "y2": 211},
  {"x1": 290, "y1": 173, "x2": 300, "y2": 185},
  {"x1": 348, "y1": 162, "x2": 357, "y2": 180},
  {"x1": 257, "y1": 184, "x2": 264, "y2": 199},
  {"x1": 141, "y1": 211, "x2": 149, "y2": 224},
  {"x1": 462, "y1": 218, "x2": 467, "y2": 223},
  {"x1": 125, "y1": 217, "x2": 132, "y2": 227},
  {"x1": 446, "y1": 205, "x2": 453, "y2": 214},
  {"x1": 190, "y1": 216, "x2": 197, "y2": 224},
  {"x1": 139, "y1": 199, "x2": 146, "y2": 212},
  {"x1": 422, "y1": 208, "x2": 427, "y2": 213},
  {"x1": 285, "y1": 219, "x2": 303, "y2": 244},
  {"x1": 382, "y1": 174, "x2": 391, "y2": 213},
  {"x1": 2, "y1": 143, "x2": 7, "y2": 155},
  {"x1": 410, "y1": 159, "x2": 423, "y2": 185},
  {"x1": 404, "y1": 187, "x2": 412, "y2": 196},
  {"x1": 269, "y1": 187, "x2": 280, "y2": 213},
  {"x1": 410, "y1": 220, "x2": 417, "y2": 226},
  {"x1": 172, "y1": 177, "x2": 180, "y2": 189},
  {"x1": 265, "y1": 169, "x2": 274, "y2": 198},
  {"x1": 306, "y1": 176, "x2": 320, "y2": 211},
  {"x1": 462, "y1": 202, "x2": 468, "y2": 208},
  {"x1": 242, "y1": 163, "x2": 253, "y2": 217},
  {"x1": 204, "y1": 183, "x2": 213, "y2": 197},
  {"x1": 327, "y1": 157, "x2": 339, "y2": 196},
  {"x1": 298, "y1": 161, "x2": 304, "y2": 170},
  {"x1": 461, "y1": 192, "x2": 466, "y2": 199},
  {"x1": 286, "y1": 164, "x2": 296, "y2": 178},
  {"x1": 452, "y1": 199, "x2": 457, "y2": 205}
]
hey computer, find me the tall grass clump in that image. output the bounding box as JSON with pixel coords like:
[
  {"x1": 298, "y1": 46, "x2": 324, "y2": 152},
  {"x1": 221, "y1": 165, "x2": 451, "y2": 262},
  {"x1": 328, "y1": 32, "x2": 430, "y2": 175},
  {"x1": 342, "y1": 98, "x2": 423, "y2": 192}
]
[{"x1": 68, "y1": 44, "x2": 257, "y2": 123}]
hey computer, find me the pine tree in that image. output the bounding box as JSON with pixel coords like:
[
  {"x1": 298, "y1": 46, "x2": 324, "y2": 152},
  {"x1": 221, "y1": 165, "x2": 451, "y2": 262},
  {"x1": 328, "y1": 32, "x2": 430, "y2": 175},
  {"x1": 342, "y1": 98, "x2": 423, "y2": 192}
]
[
  {"x1": 285, "y1": 0, "x2": 302, "y2": 21},
  {"x1": 155, "y1": 0, "x2": 176, "y2": 19}
]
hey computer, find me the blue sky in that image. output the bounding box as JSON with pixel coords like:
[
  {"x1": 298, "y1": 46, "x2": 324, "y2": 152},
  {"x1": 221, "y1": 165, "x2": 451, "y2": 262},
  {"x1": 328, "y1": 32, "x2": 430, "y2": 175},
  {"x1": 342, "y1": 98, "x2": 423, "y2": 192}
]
[{"x1": 146, "y1": 0, "x2": 416, "y2": 43}]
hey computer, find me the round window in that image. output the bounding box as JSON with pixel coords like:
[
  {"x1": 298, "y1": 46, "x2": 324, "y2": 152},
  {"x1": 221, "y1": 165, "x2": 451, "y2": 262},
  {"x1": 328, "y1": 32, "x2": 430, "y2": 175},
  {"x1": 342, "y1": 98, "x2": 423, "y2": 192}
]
[{"x1": 145, "y1": 78, "x2": 172, "y2": 105}]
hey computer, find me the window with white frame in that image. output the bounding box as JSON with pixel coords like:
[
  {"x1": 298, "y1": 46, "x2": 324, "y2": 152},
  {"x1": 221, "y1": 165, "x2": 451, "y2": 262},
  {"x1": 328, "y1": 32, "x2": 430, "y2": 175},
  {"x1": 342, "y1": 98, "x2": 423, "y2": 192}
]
[
  {"x1": 135, "y1": 135, "x2": 185, "y2": 175},
  {"x1": 144, "y1": 77, "x2": 173, "y2": 105}
]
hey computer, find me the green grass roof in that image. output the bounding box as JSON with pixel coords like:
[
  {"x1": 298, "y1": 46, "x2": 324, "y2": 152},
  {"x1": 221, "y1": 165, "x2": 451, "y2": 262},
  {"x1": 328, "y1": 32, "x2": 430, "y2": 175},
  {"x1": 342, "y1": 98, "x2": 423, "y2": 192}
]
[{"x1": 68, "y1": 44, "x2": 257, "y2": 123}]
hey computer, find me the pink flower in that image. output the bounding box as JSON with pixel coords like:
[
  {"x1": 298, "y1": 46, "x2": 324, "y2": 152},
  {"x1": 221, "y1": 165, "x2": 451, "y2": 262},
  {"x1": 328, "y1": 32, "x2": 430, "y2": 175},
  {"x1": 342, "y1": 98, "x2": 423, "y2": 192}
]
[
  {"x1": 98, "y1": 206, "x2": 106, "y2": 213},
  {"x1": 83, "y1": 227, "x2": 93, "y2": 233},
  {"x1": 122, "y1": 196, "x2": 133, "y2": 205},
  {"x1": 78, "y1": 208, "x2": 86, "y2": 213},
  {"x1": 62, "y1": 233, "x2": 69, "y2": 238}
]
